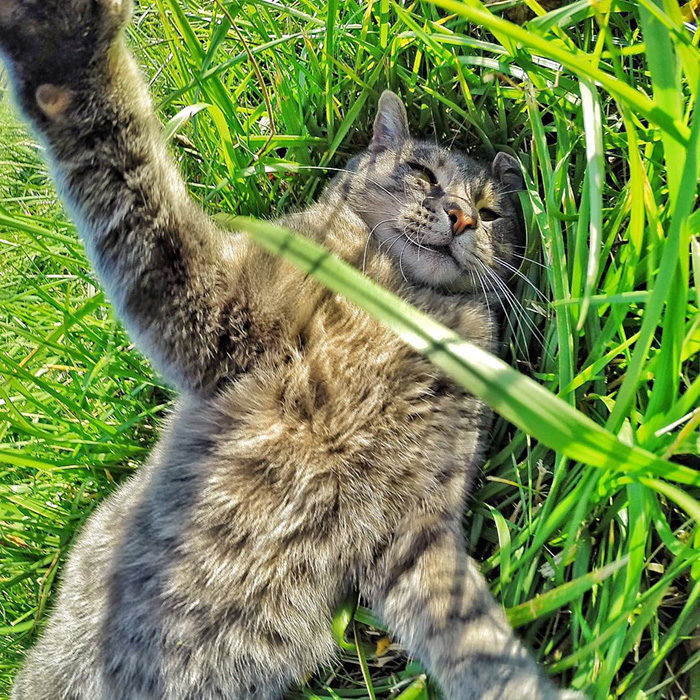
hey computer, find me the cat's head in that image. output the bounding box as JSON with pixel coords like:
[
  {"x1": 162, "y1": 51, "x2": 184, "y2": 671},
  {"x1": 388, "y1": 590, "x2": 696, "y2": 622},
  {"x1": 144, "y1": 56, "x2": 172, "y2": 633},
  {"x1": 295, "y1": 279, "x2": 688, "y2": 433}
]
[{"x1": 341, "y1": 90, "x2": 525, "y2": 291}]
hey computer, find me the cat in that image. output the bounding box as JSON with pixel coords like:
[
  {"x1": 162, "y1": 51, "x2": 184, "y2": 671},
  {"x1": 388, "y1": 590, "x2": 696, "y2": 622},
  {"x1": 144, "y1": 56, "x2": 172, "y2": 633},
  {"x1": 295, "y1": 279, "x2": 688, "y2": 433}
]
[{"x1": 0, "y1": 1, "x2": 584, "y2": 698}]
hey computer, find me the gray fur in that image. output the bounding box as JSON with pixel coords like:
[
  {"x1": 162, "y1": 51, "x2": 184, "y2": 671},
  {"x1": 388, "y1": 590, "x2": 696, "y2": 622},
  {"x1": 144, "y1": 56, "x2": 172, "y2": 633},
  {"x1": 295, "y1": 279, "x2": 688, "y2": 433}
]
[{"x1": 0, "y1": 1, "x2": 584, "y2": 698}]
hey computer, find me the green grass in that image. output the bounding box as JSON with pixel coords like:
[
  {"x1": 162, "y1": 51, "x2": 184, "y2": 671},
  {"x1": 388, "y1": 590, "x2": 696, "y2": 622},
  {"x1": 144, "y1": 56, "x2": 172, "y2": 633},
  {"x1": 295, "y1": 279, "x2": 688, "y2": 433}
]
[{"x1": 0, "y1": 1, "x2": 698, "y2": 698}]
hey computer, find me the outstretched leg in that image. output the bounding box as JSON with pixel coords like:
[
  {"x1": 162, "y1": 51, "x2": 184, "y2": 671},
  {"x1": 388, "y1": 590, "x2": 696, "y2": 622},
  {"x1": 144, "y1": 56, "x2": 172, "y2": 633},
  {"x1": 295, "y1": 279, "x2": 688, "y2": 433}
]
[
  {"x1": 0, "y1": 0, "x2": 271, "y2": 394},
  {"x1": 9, "y1": 464, "x2": 330, "y2": 700},
  {"x1": 365, "y1": 517, "x2": 583, "y2": 699}
]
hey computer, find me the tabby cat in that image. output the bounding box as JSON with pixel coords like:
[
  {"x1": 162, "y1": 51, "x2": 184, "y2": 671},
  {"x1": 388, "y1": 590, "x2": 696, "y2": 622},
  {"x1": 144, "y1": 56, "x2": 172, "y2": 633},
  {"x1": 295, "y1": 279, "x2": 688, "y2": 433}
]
[{"x1": 1, "y1": 1, "x2": 583, "y2": 698}]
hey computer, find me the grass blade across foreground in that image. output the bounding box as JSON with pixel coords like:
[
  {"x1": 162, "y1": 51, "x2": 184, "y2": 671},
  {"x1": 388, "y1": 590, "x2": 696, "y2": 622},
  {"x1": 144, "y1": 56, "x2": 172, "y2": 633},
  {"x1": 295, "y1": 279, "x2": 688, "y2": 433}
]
[{"x1": 234, "y1": 215, "x2": 700, "y2": 501}]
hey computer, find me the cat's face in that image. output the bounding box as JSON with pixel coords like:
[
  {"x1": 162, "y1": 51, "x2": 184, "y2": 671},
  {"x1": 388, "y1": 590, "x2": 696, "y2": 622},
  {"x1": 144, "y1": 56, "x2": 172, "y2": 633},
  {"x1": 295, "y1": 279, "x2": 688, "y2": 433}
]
[{"x1": 342, "y1": 91, "x2": 525, "y2": 291}]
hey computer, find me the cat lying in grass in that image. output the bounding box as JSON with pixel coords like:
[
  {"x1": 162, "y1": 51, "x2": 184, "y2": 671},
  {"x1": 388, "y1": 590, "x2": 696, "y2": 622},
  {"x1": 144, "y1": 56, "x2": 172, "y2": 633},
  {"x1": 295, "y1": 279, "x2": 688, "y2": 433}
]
[{"x1": 0, "y1": 1, "x2": 584, "y2": 697}]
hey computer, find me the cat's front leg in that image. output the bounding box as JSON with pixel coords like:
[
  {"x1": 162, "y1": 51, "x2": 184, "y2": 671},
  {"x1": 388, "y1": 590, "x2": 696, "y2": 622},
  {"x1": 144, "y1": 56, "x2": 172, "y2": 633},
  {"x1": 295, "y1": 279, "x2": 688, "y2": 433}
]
[
  {"x1": 365, "y1": 517, "x2": 586, "y2": 699},
  {"x1": 0, "y1": 0, "x2": 269, "y2": 394}
]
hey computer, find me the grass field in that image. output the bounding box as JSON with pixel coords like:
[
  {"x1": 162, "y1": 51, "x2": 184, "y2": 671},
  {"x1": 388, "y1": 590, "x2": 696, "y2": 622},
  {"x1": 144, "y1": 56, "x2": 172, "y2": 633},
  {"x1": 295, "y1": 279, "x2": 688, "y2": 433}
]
[{"x1": 0, "y1": 1, "x2": 698, "y2": 698}]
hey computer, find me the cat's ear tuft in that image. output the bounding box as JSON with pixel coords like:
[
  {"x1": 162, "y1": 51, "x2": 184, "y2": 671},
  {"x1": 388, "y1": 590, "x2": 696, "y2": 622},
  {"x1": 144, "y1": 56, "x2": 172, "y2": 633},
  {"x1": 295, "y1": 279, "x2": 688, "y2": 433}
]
[
  {"x1": 371, "y1": 90, "x2": 409, "y2": 150},
  {"x1": 492, "y1": 152, "x2": 525, "y2": 192}
]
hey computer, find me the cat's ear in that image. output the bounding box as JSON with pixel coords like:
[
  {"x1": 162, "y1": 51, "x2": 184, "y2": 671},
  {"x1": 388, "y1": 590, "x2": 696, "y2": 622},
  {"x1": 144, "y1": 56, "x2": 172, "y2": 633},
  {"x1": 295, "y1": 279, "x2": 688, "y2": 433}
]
[
  {"x1": 371, "y1": 90, "x2": 410, "y2": 150},
  {"x1": 492, "y1": 152, "x2": 525, "y2": 192}
]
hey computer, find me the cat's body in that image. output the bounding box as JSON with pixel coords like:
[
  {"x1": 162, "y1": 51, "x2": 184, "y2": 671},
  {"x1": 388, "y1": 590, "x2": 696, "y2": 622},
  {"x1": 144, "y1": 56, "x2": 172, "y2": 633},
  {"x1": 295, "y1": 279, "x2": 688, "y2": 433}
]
[
  {"x1": 1, "y1": 1, "x2": 582, "y2": 698},
  {"x1": 11, "y1": 210, "x2": 494, "y2": 699}
]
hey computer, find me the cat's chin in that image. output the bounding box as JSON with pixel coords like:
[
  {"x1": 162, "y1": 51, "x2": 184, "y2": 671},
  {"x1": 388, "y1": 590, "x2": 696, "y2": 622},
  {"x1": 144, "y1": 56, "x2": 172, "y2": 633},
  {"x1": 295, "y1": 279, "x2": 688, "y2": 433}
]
[{"x1": 382, "y1": 234, "x2": 469, "y2": 289}]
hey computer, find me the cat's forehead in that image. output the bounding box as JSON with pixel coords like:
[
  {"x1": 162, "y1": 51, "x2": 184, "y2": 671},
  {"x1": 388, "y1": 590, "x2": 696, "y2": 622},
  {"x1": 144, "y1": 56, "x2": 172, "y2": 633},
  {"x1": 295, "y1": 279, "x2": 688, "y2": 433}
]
[{"x1": 407, "y1": 141, "x2": 489, "y2": 182}]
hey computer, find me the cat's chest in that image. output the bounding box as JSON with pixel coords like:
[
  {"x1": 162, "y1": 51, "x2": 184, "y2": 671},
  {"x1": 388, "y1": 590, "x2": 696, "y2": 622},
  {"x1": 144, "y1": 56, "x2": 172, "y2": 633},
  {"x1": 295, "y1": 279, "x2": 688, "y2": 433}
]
[
  {"x1": 159, "y1": 295, "x2": 490, "y2": 554},
  {"x1": 214, "y1": 293, "x2": 486, "y2": 481},
  {"x1": 274, "y1": 291, "x2": 481, "y2": 416}
]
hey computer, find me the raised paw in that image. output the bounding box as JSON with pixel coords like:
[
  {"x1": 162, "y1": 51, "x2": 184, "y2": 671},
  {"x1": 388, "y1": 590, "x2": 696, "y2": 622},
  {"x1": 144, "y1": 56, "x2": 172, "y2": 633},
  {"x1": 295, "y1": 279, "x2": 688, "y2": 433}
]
[
  {"x1": 0, "y1": 0, "x2": 132, "y2": 94},
  {"x1": 0, "y1": 0, "x2": 131, "y2": 30}
]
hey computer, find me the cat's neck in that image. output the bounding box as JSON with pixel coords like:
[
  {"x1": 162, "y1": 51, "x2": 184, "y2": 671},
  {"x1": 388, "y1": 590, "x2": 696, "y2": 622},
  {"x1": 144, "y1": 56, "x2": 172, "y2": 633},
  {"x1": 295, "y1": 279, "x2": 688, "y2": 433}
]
[{"x1": 285, "y1": 195, "x2": 496, "y2": 353}]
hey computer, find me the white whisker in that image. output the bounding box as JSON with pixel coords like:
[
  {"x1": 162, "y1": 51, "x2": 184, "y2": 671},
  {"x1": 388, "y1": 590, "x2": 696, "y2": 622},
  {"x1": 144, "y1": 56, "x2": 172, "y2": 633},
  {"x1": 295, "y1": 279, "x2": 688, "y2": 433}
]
[
  {"x1": 402, "y1": 229, "x2": 436, "y2": 254},
  {"x1": 362, "y1": 218, "x2": 398, "y2": 274},
  {"x1": 494, "y1": 256, "x2": 548, "y2": 302},
  {"x1": 473, "y1": 267, "x2": 495, "y2": 348},
  {"x1": 382, "y1": 232, "x2": 405, "y2": 258},
  {"x1": 478, "y1": 259, "x2": 549, "y2": 357},
  {"x1": 477, "y1": 262, "x2": 527, "y2": 359},
  {"x1": 398, "y1": 240, "x2": 411, "y2": 285},
  {"x1": 512, "y1": 253, "x2": 548, "y2": 269}
]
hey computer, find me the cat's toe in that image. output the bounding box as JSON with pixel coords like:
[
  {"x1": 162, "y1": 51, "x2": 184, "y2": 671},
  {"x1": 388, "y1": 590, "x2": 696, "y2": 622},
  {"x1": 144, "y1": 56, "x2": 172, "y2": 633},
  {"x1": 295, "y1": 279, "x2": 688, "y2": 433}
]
[
  {"x1": 97, "y1": 0, "x2": 121, "y2": 15},
  {"x1": 97, "y1": 0, "x2": 132, "y2": 26},
  {"x1": 36, "y1": 84, "x2": 72, "y2": 121},
  {"x1": 0, "y1": 0, "x2": 19, "y2": 26}
]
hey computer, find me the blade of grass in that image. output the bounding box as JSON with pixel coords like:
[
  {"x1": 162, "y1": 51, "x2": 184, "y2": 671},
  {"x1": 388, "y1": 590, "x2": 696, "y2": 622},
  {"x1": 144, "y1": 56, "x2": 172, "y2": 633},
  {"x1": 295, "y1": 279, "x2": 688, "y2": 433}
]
[
  {"x1": 232, "y1": 216, "x2": 700, "y2": 491},
  {"x1": 506, "y1": 555, "x2": 629, "y2": 628},
  {"x1": 607, "y1": 79, "x2": 700, "y2": 432},
  {"x1": 428, "y1": 0, "x2": 690, "y2": 145}
]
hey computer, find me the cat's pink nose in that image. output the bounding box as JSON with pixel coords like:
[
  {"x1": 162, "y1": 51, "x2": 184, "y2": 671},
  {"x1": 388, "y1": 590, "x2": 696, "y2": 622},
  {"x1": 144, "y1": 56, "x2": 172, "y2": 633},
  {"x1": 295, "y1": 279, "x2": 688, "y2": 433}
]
[{"x1": 445, "y1": 203, "x2": 476, "y2": 236}]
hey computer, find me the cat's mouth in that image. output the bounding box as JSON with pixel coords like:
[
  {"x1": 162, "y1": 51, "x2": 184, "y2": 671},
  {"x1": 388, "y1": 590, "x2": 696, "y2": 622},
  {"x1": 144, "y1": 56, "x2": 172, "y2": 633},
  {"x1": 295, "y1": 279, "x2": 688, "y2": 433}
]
[
  {"x1": 402, "y1": 234, "x2": 452, "y2": 258},
  {"x1": 370, "y1": 225, "x2": 475, "y2": 287},
  {"x1": 404, "y1": 236, "x2": 467, "y2": 270},
  {"x1": 372, "y1": 224, "x2": 470, "y2": 285},
  {"x1": 417, "y1": 241, "x2": 450, "y2": 255}
]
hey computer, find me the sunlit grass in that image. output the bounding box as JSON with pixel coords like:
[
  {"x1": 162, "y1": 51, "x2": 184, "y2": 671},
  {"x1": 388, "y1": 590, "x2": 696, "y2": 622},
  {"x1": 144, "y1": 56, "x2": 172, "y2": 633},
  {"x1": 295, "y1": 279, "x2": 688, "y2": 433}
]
[{"x1": 1, "y1": 1, "x2": 698, "y2": 698}]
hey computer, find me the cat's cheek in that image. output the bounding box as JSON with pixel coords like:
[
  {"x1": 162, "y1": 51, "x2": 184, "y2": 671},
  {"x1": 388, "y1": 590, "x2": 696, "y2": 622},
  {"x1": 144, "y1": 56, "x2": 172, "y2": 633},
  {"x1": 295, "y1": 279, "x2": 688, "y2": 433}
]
[{"x1": 36, "y1": 84, "x2": 73, "y2": 122}]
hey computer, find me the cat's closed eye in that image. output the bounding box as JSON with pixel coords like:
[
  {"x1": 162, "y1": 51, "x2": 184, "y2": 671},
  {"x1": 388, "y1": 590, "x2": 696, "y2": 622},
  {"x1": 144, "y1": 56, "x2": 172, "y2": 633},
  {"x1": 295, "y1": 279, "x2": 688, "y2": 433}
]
[
  {"x1": 407, "y1": 161, "x2": 437, "y2": 185},
  {"x1": 479, "y1": 207, "x2": 500, "y2": 222}
]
